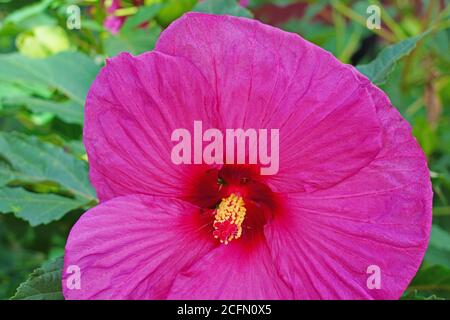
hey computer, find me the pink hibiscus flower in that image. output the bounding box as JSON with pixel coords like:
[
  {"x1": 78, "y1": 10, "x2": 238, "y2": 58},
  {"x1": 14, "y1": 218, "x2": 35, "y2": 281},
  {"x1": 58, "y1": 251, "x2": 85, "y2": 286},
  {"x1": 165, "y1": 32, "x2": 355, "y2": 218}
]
[{"x1": 63, "y1": 13, "x2": 432, "y2": 300}]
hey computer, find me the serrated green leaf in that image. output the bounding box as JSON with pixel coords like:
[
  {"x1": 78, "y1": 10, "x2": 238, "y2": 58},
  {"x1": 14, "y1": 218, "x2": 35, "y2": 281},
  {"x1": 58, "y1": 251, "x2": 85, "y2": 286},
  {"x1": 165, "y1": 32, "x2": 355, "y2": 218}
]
[
  {"x1": 0, "y1": 132, "x2": 96, "y2": 201},
  {"x1": 193, "y1": 0, "x2": 254, "y2": 18},
  {"x1": 356, "y1": 33, "x2": 427, "y2": 85},
  {"x1": 0, "y1": 51, "x2": 100, "y2": 107},
  {"x1": 11, "y1": 257, "x2": 63, "y2": 300},
  {"x1": 0, "y1": 187, "x2": 85, "y2": 226}
]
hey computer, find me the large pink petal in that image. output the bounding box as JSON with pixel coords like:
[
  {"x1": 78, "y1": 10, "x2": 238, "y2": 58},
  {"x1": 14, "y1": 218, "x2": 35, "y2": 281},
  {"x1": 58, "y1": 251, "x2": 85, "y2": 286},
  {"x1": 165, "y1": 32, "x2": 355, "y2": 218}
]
[
  {"x1": 156, "y1": 13, "x2": 382, "y2": 192},
  {"x1": 84, "y1": 51, "x2": 218, "y2": 201},
  {"x1": 168, "y1": 235, "x2": 293, "y2": 299},
  {"x1": 62, "y1": 194, "x2": 215, "y2": 299},
  {"x1": 264, "y1": 78, "x2": 432, "y2": 299}
]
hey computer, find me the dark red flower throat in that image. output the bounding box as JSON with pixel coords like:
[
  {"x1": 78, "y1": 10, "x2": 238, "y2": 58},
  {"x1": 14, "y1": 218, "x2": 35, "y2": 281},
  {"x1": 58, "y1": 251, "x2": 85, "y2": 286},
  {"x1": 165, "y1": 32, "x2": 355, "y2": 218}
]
[{"x1": 185, "y1": 164, "x2": 281, "y2": 245}]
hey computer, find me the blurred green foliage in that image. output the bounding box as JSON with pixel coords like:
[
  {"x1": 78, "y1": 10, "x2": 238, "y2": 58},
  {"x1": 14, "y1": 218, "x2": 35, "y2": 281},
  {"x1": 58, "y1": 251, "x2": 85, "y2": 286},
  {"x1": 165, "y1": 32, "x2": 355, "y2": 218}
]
[{"x1": 0, "y1": 0, "x2": 449, "y2": 299}]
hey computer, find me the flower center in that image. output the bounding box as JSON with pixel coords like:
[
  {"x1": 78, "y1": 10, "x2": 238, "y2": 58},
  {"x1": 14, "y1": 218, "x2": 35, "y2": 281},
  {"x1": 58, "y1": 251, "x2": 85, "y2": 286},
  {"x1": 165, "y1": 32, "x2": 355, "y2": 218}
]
[{"x1": 212, "y1": 193, "x2": 246, "y2": 244}]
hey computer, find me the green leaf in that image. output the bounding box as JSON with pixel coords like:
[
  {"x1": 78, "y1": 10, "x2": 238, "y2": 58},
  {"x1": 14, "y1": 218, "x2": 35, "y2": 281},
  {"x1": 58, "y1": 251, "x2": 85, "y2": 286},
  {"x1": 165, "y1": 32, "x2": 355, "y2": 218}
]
[
  {"x1": 356, "y1": 33, "x2": 427, "y2": 85},
  {"x1": 0, "y1": 51, "x2": 100, "y2": 107},
  {"x1": 429, "y1": 225, "x2": 450, "y2": 251},
  {"x1": 0, "y1": 187, "x2": 85, "y2": 226},
  {"x1": 401, "y1": 290, "x2": 445, "y2": 300},
  {"x1": 0, "y1": 161, "x2": 15, "y2": 185},
  {"x1": 406, "y1": 264, "x2": 450, "y2": 299},
  {"x1": 121, "y1": 3, "x2": 164, "y2": 32},
  {"x1": 0, "y1": 132, "x2": 96, "y2": 201},
  {"x1": 249, "y1": 0, "x2": 293, "y2": 6},
  {"x1": 2, "y1": 0, "x2": 52, "y2": 26},
  {"x1": 156, "y1": 0, "x2": 197, "y2": 27},
  {"x1": 64, "y1": 140, "x2": 87, "y2": 159},
  {"x1": 0, "y1": 82, "x2": 30, "y2": 102},
  {"x1": 0, "y1": 81, "x2": 53, "y2": 102},
  {"x1": 424, "y1": 225, "x2": 450, "y2": 268},
  {"x1": 11, "y1": 257, "x2": 63, "y2": 300},
  {"x1": 103, "y1": 24, "x2": 162, "y2": 57},
  {"x1": 193, "y1": 0, "x2": 254, "y2": 18},
  {"x1": 2, "y1": 97, "x2": 83, "y2": 125}
]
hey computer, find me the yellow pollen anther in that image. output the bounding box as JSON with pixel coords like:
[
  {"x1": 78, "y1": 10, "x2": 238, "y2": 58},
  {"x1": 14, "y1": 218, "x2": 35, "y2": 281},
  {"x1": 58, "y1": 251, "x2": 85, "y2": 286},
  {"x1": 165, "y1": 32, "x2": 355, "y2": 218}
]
[{"x1": 213, "y1": 194, "x2": 246, "y2": 244}]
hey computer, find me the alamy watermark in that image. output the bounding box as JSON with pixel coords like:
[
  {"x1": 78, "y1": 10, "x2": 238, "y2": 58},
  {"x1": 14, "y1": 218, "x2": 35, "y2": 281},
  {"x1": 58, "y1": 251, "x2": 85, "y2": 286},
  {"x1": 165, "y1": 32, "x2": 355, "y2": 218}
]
[
  {"x1": 66, "y1": 5, "x2": 81, "y2": 30},
  {"x1": 171, "y1": 121, "x2": 279, "y2": 175},
  {"x1": 65, "y1": 265, "x2": 81, "y2": 290},
  {"x1": 366, "y1": 5, "x2": 381, "y2": 30},
  {"x1": 366, "y1": 264, "x2": 382, "y2": 289}
]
